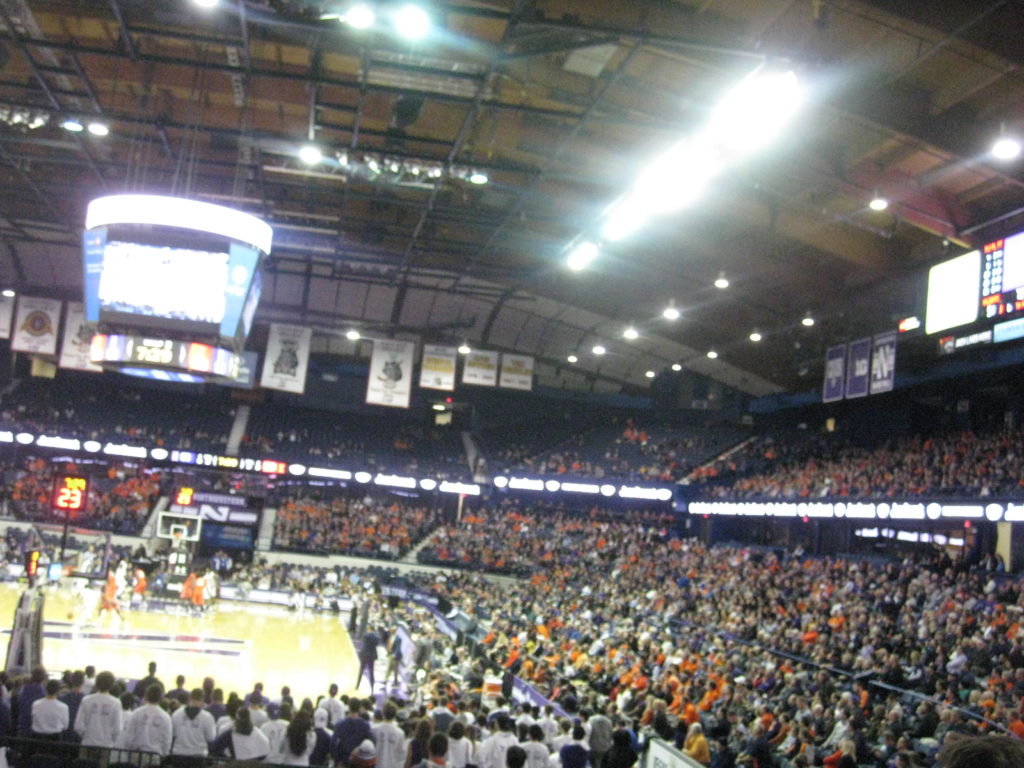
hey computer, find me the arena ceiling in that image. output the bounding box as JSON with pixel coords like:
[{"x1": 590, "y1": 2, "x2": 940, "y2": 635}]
[{"x1": 0, "y1": 0, "x2": 1021, "y2": 397}]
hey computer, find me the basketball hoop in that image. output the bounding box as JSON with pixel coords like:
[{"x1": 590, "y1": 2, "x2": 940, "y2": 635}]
[{"x1": 171, "y1": 530, "x2": 184, "y2": 548}]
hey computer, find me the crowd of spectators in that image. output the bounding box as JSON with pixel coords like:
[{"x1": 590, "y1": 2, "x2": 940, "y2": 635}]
[
  {"x1": 0, "y1": 376, "x2": 233, "y2": 453},
  {"x1": 1, "y1": 457, "x2": 161, "y2": 534},
  {"x1": 243, "y1": 406, "x2": 470, "y2": 480},
  {"x1": 416, "y1": 503, "x2": 677, "y2": 576},
  {"x1": 272, "y1": 492, "x2": 445, "y2": 560},
  {"x1": 700, "y1": 427, "x2": 1024, "y2": 500},
  {"x1": 497, "y1": 420, "x2": 747, "y2": 484}
]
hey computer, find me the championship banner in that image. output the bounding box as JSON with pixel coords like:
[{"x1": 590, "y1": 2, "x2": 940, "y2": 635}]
[
  {"x1": 419, "y1": 344, "x2": 457, "y2": 392},
  {"x1": 499, "y1": 353, "x2": 534, "y2": 391},
  {"x1": 870, "y1": 331, "x2": 897, "y2": 395},
  {"x1": 822, "y1": 344, "x2": 846, "y2": 403},
  {"x1": 844, "y1": 337, "x2": 871, "y2": 399},
  {"x1": 366, "y1": 339, "x2": 415, "y2": 409},
  {"x1": 0, "y1": 294, "x2": 15, "y2": 339},
  {"x1": 462, "y1": 350, "x2": 499, "y2": 387},
  {"x1": 260, "y1": 323, "x2": 312, "y2": 393},
  {"x1": 59, "y1": 302, "x2": 102, "y2": 372},
  {"x1": 11, "y1": 296, "x2": 60, "y2": 355}
]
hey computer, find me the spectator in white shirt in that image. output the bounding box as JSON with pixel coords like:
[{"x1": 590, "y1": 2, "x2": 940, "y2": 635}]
[
  {"x1": 211, "y1": 707, "x2": 270, "y2": 761},
  {"x1": 171, "y1": 688, "x2": 216, "y2": 757},
  {"x1": 31, "y1": 680, "x2": 69, "y2": 739},
  {"x1": 373, "y1": 702, "x2": 408, "y2": 768},
  {"x1": 477, "y1": 715, "x2": 519, "y2": 768},
  {"x1": 262, "y1": 702, "x2": 295, "y2": 763},
  {"x1": 74, "y1": 671, "x2": 122, "y2": 748},
  {"x1": 523, "y1": 725, "x2": 551, "y2": 768},
  {"x1": 322, "y1": 684, "x2": 346, "y2": 726},
  {"x1": 121, "y1": 684, "x2": 172, "y2": 759},
  {"x1": 279, "y1": 711, "x2": 317, "y2": 766}
]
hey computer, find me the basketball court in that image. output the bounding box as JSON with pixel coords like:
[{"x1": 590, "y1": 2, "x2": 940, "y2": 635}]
[{"x1": 0, "y1": 582, "x2": 367, "y2": 701}]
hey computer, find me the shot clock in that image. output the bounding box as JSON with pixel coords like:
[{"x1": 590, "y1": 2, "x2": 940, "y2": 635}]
[{"x1": 52, "y1": 475, "x2": 89, "y2": 515}]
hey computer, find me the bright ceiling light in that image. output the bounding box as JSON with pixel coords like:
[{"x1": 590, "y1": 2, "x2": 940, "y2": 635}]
[
  {"x1": 299, "y1": 145, "x2": 323, "y2": 165},
  {"x1": 708, "y1": 68, "x2": 802, "y2": 156},
  {"x1": 468, "y1": 171, "x2": 489, "y2": 185},
  {"x1": 992, "y1": 135, "x2": 1022, "y2": 161},
  {"x1": 662, "y1": 301, "x2": 680, "y2": 321},
  {"x1": 457, "y1": 341, "x2": 471, "y2": 355},
  {"x1": 345, "y1": 329, "x2": 361, "y2": 341},
  {"x1": 706, "y1": 350, "x2": 718, "y2": 359},
  {"x1": 869, "y1": 193, "x2": 889, "y2": 211},
  {"x1": 345, "y1": 2, "x2": 376, "y2": 29},
  {"x1": 601, "y1": 197, "x2": 648, "y2": 242},
  {"x1": 393, "y1": 4, "x2": 430, "y2": 40},
  {"x1": 632, "y1": 140, "x2": 715, "y2": 214},
  {"x1": 714, "y1": 272, "x2": 729, "y2": 289},
  {"x1": 671, "y1": 363, "x2": 682, "y2": 371},
  {"x1": 566, "y1": 241, "x2": 599, "y2": 272},
  {"x1": 432, "y1": 403, "x2": 446, "y2": 411},
  {"x1": 567, "y1": 354, "x2": 578, "y2": 364},
  {"x1": 623, "y1": 326, "x2": 639, "y2": 340},
  {"x1": 193, "y1": 0, "x2": 217, "y2": 6},
  {"x1": 61, "y1": 118, "x2": 84, "y2": 133},
  {"x1": 645, "y1": 370, "x2": 656, "y2": 379},
  {"x1": 802, "y1": 314, "x2": 815, "y2": 327},
  {"x1": 87, "y1": 121, "x2": 109, "y2": 136},
  {"x1": 1, "y1": 289, "x2": 14, "y2": 298},
  {"x1": 592, "y1": 344, "x2": 606, "y2": 356},
  {"x1": 749, "y1": 330, "x2": 762, "y2": 342}
]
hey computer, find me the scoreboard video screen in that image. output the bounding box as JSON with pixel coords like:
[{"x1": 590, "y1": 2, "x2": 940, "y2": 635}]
[{"x1": 981, "y1": 231, "x2": 1024, "y2": 319}]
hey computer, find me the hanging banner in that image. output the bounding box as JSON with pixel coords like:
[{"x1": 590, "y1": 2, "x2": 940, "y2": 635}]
[
  {"x1": 0, "y1": 294, "x2": 15, "y2": 339},
  {"x1": 462, "y1": 350, "x2": 499, "y2": 387},
  {"x1": 260, "y1": 323, "x2": 312, "y2": 394},
  {"x1": 366, "y1": 339, "x2": 415, "y2": 409},
  {"x1": 822, "y1": 344, "x2": 846, "y2": 404},
  {"x1": 59, "y1": 302, "x2": 102, "y2": 372},
  {"x1": 499, "y1": 353, "x2": 534, "y2": 391},
  {"x1": 844, "y1": 337, "x2": 871, "y2": 399},
  {"x1": 11, "y1": 296, "x2": 61, "y2": 355},
  {"x1": 870, "y1": 331, "x2": 897, "y2": 395},
  {"x1": 419, "y1": 344, "x2": 457, "y2": 392}
]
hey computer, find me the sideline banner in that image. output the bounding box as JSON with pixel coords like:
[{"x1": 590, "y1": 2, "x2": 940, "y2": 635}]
[
  {"x1": 419, "y1": 344, "x2": 457, "y2": 392},
  {"x1": 59, "y1": 302, "x2": 102, "y2": 372},
  {"x1": 12, "y1": 296, "x2": 61, "y2": 355},
  {"x1": 260, "y1": 323, "x2": 312, "y2": 393},
  {"x1": 366, "y1": 339, "x2": 415, "y2": 408}
]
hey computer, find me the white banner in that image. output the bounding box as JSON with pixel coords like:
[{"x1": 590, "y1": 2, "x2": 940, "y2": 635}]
[
  {"x1": 462, "y1": 349, "x2": 499, "y2": 387},
  {"x1": 499, "y1": 353, "x2": 534, "y2": 391},
  {"x1": 366, "y1": 339, "x2": 415, "y2": 409},
  {"x1": 0, "y1": 294, "x2": 15, "y2": 339},
  {"x1": 260, "y1": 323, "x2": 312, "y2": 393},
  {"x1": 11, "y1": 296, "x2": 61, "y2": 355},
  {"x1": 419, "y1": 344, "x2": 457, "y2": 392},
  {"x1": 59, "y1": 302, "x2": 102, "y2": 372}
]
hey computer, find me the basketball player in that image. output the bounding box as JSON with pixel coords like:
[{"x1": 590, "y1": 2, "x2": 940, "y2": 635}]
[{"x1": 97, "y1": 567, "x2": 125, "y2": 624}]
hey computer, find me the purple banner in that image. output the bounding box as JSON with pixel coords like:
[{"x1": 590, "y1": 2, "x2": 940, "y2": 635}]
[
  {"x1": 870, "y1": 331, "x2": 897, "y2": 395},
  {"x1": 845, "y1": 337, "x2": 871, "y2": 399},
  {"x1": 822, "y1": 344, "x2": 846, "y2": 403}
]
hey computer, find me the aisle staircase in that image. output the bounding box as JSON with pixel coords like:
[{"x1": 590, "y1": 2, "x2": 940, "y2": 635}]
[{"x1": 225, "y1": 405, "x2": 251, "y2": 456}]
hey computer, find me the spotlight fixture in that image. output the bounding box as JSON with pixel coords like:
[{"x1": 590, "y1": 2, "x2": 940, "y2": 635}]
[
  {"x1": 193, "y1": 0, "x2": 217, "y2": 6},
  {"x1": 1, "y1": 289, "x2": 14, "y2": 298},
  {"x1": 662, "y1": 300, "x2": 680, "y2": 321},
  {"x1": 706, "y1": 350, "x2": 718, "y2": 359},
  {"x1": 622, "y1": 326, "x2": 639, "y2": 340},
  {"x1": 346, "y1": 2, "x2": 376, "y2": 29},
  {"x1": 749, "y1": 330, "x2": 762, "y2": 342},
  {"x1": 299, "y1": 145, "x2": 323, "y2": 165},
  {"x1": 714, "y1": 272, "x2": 729, "y2": 289},
  {"x1": 708, "y1": 68, "x2": 802, "y2": 156},
  {"x1": 566, "y1": 241, "x2": 599, "y2": 272},
  {"x1": 567, "y1": 354, "x2": 578, "y2": 364},
  {"x1": 61, "y1": 118, "x2": 84, "y2": 133},
  {"x1": 671, "y1": 363, "x2": 682, "y2": 372},
  {"x1": 802, "y1": 313, "x2": 815, "y2": 327},
  {"x1": 468, "y1": 171, "x2": 489, "y2": 185},
  {"x1": 345, "y1": 329, "x2": 361, "y2": 341},
  {"x1": 592, "y1": 344, "x2": 606, "y2": 356},
  {"x1": 392, "y1": 4, "x2": 430, "y2": 40},
  {"x1": 87, "y1": 121, "x2": 109, "y2": 137},
  {"x1": 457, "y1": 341, "x2": 471, "y2": 355},
  {"x1": 868, "y1": 191, "x2": 889, "y2": 211},
  {"x1": 992, "y1": 134, "x2": 1022, "y2": 161},
  {"x1": 645, "y1": 370, "x2": 656, "y2": 379}
]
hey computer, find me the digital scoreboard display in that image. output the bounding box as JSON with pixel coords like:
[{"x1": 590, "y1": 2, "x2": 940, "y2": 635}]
[
  {"x1": 981, "y1": 231, "x2": 1024, "y2": 320},
  {"x1": 89, "y1": 334, "x2": 241, "y2": 382},
  {"x1": 52, "y1": 475, "x2": 88, "y2": 514}
]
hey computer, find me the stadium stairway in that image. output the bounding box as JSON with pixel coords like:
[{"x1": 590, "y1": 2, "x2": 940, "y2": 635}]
[
  {"x1": 225, "y1": 404, "x2": 250, "y2": 456},
  {"x1": 684, "y1": 434, "x2": 757, "y2": 482},
  {"x1": 256, "y1": 505, "x2": 277, "y2": 551}
]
